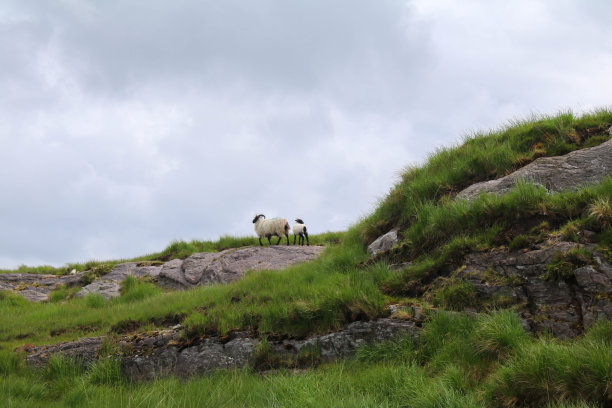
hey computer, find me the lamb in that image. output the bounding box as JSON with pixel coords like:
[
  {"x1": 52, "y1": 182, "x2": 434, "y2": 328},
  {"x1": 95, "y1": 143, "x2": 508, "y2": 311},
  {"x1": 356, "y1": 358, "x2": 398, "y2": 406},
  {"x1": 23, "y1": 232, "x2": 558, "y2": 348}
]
[
  {"x1": 252, "y1": 214, "x2": 290, "y2": 246},
  {"x1": 292, "y1": 218, "x2": 309, "y2": 246}
]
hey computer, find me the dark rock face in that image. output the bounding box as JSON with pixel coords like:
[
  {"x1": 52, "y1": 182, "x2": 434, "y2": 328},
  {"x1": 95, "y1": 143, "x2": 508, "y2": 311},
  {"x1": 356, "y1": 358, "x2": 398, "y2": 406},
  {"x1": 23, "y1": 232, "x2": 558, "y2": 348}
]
[
  {"x1": 25, "y1": 318, "x2": 420, "y2": 381},
  {"x1": 0, "y1": 271, "x2": 89, "y2": 302},
  {"x1": 455, "y1": 242, "x2": 612, "y2": 338},
  {"x1": 158, "y1": 246, "x2": 325, "y2": 290},
  {"x1": 458, "y1": 138, "x2": 612, "y2": 200},
  {"x1": 367, "y1": 229, "x2": 399, "y2": 256}
]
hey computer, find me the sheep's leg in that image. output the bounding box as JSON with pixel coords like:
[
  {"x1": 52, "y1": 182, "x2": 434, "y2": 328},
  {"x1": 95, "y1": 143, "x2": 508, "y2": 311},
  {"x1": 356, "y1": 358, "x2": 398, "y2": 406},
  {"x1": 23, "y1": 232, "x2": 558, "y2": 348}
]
[
  {"x1": 259, "y1": 237, "x2": 263, "y2": 246},
  {"x1": 293, "y1": 235, "x2": 297, "y2": 245},
  {"x1": 305, "y1": 232, "x2": 309, "y2": 246},
  {"x1": 276, "y1": 236, "x2": 282, "y2": 245},
  {"x1": 267, "y1": 236, "x2": 272, "y2": 245},
  {"x1": 285, "y1": 233, "x2": 289, "y2": 245}
]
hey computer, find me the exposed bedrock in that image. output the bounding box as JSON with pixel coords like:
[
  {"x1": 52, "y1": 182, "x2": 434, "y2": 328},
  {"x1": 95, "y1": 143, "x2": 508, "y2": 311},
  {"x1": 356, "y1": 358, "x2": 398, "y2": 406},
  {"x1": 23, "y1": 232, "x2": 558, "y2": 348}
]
[
  {"x1": 458, "y1": 138, "x2": 612, "y2": 200},
  {"x1": 157, "y1": 246, "x2": 325, "y2": 290},
  {"x1": 0, "y1": 246, "x2": 325, "y2": 301},
  {"x1": 455, "y1": 241, "x2": 612, "y2": 338},
  {"x1": 25, "y1": 318, "x2": 420, "y2": 381}
]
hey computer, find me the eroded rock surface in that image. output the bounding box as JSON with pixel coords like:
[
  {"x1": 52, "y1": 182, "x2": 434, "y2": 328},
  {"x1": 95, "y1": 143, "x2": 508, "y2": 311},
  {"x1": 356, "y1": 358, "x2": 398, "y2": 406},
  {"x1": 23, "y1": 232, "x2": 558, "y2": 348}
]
[
  {"x1": 158, "y1": 246, "x2": 325, "y2": 290},
  {"x1": 1, "y1": 246, "x2": 326, "y2": 301},
  {"x1": 0, "y1": 272, "x2": 89, "y2": 302},
  {"x1": 25, "y1": 318, "x2": 420, "y2": 381},
  {"x1": 76, "y1": 263, "x2": 162, "y2": 299},
  {"x1": 458, "y1": 138, "x2": 612, "y2": 200},
  {"x1": 455, "y1": 241, "x2": 612, "y2": 338}
]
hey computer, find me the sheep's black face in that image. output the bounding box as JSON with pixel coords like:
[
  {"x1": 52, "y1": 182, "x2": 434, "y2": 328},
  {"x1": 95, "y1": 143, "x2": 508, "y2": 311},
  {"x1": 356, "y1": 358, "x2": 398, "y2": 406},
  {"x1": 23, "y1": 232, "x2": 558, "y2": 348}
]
[
  {"x1": 295, "y1": 218, "x2": 304, "y2": 224},
  {"x1": 252, "y1": 214, "x2": 265, "y2": 223}
]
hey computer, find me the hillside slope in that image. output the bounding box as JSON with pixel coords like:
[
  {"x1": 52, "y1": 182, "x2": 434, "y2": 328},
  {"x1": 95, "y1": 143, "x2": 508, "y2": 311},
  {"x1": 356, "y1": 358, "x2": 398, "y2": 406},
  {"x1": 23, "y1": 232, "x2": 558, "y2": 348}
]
[{"x1": 1, "y1": 109, "x2": 612, "y2": 408}]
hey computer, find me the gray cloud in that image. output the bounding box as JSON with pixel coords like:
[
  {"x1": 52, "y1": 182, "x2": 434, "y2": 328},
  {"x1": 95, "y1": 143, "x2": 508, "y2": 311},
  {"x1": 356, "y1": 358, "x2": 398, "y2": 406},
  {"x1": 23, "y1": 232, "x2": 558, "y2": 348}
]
[{"x1": 0, "y1": 0, "x2": 611, "y2": 267}]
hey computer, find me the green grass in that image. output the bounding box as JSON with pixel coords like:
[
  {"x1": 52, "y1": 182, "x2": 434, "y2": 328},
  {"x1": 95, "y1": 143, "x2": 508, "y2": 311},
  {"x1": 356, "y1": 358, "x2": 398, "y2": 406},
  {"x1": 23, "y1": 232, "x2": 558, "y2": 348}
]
[
  {"x1": 2, "y1": 311, "x2": 610, "y2": 407},
  {"x1": 0, "y1": 232, "x2": 345, "y2": 276},
  {"x1": 1, "y1": 109, "x2": 612, "y2": 407},
  {"x1": 358, "y1": 108, "x2": 612, "y2": 244}
]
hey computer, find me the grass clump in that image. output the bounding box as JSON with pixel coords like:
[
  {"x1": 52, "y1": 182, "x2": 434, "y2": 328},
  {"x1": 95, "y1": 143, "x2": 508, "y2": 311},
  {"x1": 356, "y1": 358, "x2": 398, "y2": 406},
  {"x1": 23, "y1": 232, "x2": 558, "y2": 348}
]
[
  {"x1": 474, "y1": 310, "x2": 529, "y2": 359},
  {"x1": 509, "y1": 234, "x2": 533, "y2": 251},
  {"x1": 543, "y1": 247, "x2": 594, "y2": 282},
  {"x1": 432, "y1": 278, "x2": 478, "y2": 311},
  {"x1": 354, "y1": 335, "x2": 416, "y2": 364},
  {"x1": 358, "y1": 109, "x2": 612, "y2": 245},
  {"x1": 118, "y1": 276, "x2": 161, "y2": 303},
  {"x1": 49, "y1": 285, "x2": 80, "y2": 303},
  {"x1": 486, "y1": 336, "x2": 612, "y2": 407},
  {"x1": 84, "y1": 293, "x2": 106, "y2": 309},
  {"x1": 0, "y1": 290, "x2": 30, "y2": 307}
]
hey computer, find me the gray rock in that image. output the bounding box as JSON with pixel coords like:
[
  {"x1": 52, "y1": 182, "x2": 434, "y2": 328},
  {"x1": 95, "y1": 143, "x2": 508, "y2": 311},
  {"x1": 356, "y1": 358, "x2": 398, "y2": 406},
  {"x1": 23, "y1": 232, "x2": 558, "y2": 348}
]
[
  {"x1": 458, "y1": 138, "x2": 612, "y2": 200},
  {"x1": 159, "y1": 259, "x2": 188, "y2": 289},
  {"x1": 26, "y1": 318, "x2": 420, "y2": 381},
  {"x1": 77, "y1": 280, "x2": 122, "y2": 299},
  {"x1": 0, "y1": 271, "x2": 90, "y2": 302},
  {"x1": 76, "y1": 263, "x2": 162, "y2": 299},
  {"x1": 158, "y1": 246, "x2": 325, "y2": 290},
  {"x1": 367, "y1": 229, "x2": 399, "y2": 256},
  {"x1": 456, "y1": 241, "x2": 612, "y2": 338}
]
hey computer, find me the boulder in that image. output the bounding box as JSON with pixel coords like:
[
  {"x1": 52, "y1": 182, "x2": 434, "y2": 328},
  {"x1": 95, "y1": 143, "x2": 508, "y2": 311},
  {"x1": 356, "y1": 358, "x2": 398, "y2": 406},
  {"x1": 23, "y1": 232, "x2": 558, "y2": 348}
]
[
  {"x1": 367, "y1": 229, "x2": 399, "y2": 256},
  {"x1": 458, "y1": 138, "x2": 612, "y2": 200}
]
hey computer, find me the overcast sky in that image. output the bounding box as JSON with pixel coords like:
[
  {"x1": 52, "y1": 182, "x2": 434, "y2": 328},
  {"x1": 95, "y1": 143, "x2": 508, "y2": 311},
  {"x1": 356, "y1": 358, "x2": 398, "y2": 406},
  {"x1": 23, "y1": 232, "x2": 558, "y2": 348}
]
[{"x1": 1, "y1": 0, "x2": 611, "y2": 268}]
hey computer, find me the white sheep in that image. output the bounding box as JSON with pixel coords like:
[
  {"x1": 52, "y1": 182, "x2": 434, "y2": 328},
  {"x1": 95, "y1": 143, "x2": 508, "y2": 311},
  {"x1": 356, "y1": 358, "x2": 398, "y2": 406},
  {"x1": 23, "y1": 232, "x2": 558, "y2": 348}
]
[
  {"x1": 252, "y1": 214, "x2": 290, "y2": 246},
  {"x1": 292, "y1": 218, "x2": 309, "y2": 246}
]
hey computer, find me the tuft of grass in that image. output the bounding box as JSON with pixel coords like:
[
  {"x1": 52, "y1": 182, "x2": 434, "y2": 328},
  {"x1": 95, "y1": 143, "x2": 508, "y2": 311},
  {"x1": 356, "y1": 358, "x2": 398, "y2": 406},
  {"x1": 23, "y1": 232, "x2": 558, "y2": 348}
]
[
  {"x1": 0, "y1": 290, "x2": 30, "y2": 307},
  {"x1": 432, "y1": 279, "x2": 478, "y2": 311},
  {"x1": 118, "y1": 276, "x2": 161, "y2": 303},
  {"x1": 588, "y1": 197, "x2": 611, "y2": 229},
  {"x1": 49, "y1": 285, "x2": 81, "y2": 303},
  {"x1": 354, "y1": 335, "x2": 416, "y2": 364},
  {"x1": 474, "y1": 310, "x2": 529, "y2": 359},
  {"x1": 486, "y1": 336, "x2": 612, "y2": 407},
  {"x1": 84, "y1": 293, "x2": 106, "y2": 308},
  {"x1": 509, "y1": 234, "x2": 533, "y2": 251},
  {"x1": 543, "y1": 247, "x2": 594, "y2": 282},
  {"x1": 0, "y1": 350, "x2": 25, "y2": 376},
  {"x1": 87, "y1": 357, "x2": 123, "y2": 385}
]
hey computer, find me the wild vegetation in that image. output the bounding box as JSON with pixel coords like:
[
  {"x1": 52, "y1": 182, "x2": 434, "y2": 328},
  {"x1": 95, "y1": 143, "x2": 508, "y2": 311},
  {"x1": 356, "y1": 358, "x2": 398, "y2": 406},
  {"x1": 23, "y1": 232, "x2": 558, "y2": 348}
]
[{"x1": 1, "y1": 109, "x2": 611, "y2": 407}]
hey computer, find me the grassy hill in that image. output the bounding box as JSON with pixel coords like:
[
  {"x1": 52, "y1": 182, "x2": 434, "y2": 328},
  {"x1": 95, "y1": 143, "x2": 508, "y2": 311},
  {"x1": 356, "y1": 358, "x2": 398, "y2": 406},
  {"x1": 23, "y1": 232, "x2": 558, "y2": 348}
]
[{"x1": 1, "y1": 109, "x2": 612, "y2": 407}]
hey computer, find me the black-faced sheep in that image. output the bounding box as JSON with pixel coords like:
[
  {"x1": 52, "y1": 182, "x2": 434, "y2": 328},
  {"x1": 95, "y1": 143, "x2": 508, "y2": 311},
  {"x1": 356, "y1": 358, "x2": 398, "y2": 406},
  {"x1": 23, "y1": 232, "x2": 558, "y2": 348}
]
[
  {"x1": 252, "y1": 214, "x2": 290, "y2": 246},
  {"x1": 292, "y1": 218, "x2": 309, "y2": 246}
]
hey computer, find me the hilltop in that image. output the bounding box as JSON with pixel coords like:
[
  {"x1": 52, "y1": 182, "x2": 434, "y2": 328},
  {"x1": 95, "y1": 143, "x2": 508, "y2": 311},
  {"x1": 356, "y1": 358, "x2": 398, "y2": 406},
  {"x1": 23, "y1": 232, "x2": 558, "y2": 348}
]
[{"x1": 1, "y1": 109, "x2": 612, "y2": 407}]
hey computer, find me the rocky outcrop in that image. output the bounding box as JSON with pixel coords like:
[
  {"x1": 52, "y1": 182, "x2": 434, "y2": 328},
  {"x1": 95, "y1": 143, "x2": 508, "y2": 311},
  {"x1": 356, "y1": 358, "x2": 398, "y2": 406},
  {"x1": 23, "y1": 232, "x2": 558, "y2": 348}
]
[
  {"x1": 25, "y1": 318, "x2": 420, "y2": 381},
  {"x1": 76, "y1": 263, "x2": 162, "y2": 299},
  {"x1": 458, "y1": 138, "x2": 612, "y2": 200},
  {"x1": 367, "y1": 229, "x2": 399, "y2": 256},
  {"x1": 454, "y1": 241, "x2": 612, "y2": 338},
  {"x1": 0, "y1": 271, "x2": 89, "y2": 302},
  {"x1": 0, "y1": 246, "x2": 326, "y2": 302},
  {"x1": 157, "y1": 246, "x2": 324, "y2": 290}
]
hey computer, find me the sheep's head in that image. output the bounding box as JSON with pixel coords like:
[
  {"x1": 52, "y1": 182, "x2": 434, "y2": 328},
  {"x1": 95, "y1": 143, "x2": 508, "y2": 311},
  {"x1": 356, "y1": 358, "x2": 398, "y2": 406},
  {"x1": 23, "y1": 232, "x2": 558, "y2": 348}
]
[
  {"x1": 295, "y1": 218, "x2": 304, "y2": 224},
  {"x1": 252, "y1": 214, "x2": 266, "y2": 223}
]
